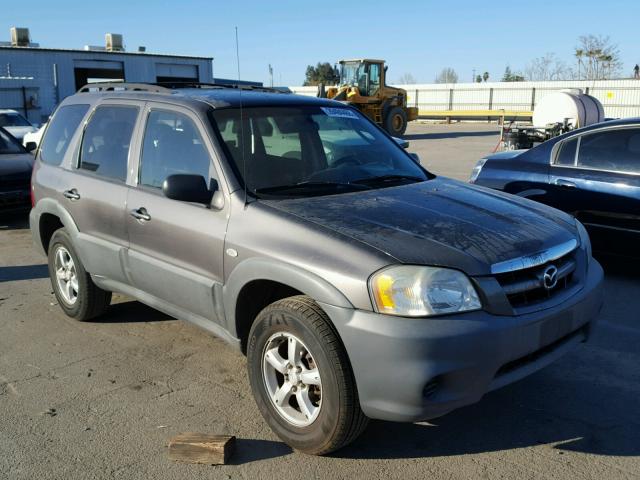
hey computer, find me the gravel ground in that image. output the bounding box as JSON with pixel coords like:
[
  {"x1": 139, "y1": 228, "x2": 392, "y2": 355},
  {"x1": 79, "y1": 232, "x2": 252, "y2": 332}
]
[{"x1": 1, "y1": 122, "x2": 638, "y2": 480}]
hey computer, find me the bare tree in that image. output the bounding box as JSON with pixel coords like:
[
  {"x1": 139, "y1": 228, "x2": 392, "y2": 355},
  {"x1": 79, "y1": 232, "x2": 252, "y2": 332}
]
[
  {"x1": 575, "y1": 35, "x2": 622, "y2": 80},
  {"x1": 524, "y1": 53, "x2": 570, "y2": 81},
  {"x1": 397, "y1": 73, "x2": 417, "y2": 84},
  {"x1": 434, "y1": 68, "x2": 458, "y2": 84}
]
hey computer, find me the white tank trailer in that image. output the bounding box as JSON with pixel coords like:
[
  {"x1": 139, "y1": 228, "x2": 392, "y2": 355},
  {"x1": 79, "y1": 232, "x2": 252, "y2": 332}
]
[{"x1": 502, "y1": 89, "x2": 605, "y2": 150}]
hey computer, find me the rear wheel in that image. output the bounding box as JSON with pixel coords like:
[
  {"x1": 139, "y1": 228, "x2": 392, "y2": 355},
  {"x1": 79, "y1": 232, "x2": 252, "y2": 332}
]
[
  {"x1": 384, "y1": 106, "x2": 408, "y2": 136},
  {"x1": 47, "y1": 228, "x2": 111, "y2": 321},
  {"x1": 247, "y1": 295, "x2": 368, "y2": 455}
]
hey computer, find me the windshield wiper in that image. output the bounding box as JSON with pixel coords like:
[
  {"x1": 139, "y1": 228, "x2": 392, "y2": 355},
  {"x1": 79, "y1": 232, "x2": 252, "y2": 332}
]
[
  {"x1": 254, "y1": 181, "x2": 372, "y2": 195},
  {"x1": 352, "y1": 174, "x2": 425, "y2": 186}
]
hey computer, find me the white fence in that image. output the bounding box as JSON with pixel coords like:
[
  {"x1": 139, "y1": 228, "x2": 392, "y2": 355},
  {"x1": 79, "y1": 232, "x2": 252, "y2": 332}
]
[{"x1": 289, "y1": 80, "x2": 640, "y2": 119}]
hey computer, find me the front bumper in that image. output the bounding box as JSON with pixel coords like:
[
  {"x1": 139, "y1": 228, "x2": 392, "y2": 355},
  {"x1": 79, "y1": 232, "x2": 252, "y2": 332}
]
[{"x1": 320, "y1": 259, "x2": 604, "y2": 422}]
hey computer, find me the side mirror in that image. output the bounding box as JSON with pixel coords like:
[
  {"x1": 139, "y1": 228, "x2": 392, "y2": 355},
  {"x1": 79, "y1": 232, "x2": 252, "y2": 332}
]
[
  {"x1": 25, "y1": 141, "x2": 37, "y2": 153},
  {"x1": 162, "y1": 174, "x2": 215, "y2": 205},
  {"x1": 409, "y1": 152, "x2": 421, "y2": 165},
  {"x1": 392, "y1": 137, "x2": 409, "y2": 149}
]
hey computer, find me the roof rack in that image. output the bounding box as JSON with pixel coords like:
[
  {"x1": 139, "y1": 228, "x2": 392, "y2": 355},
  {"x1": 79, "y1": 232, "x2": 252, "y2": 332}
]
[{"x1": 78, "y1": 81, "x2": 287, "y2": 94}]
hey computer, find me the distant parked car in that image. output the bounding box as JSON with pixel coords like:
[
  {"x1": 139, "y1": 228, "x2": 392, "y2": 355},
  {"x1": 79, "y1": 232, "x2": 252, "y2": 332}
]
[
  {"x1": 0, "y1": 109, "x2": 37, "y2": 142},
  {"x1": 0, "y1": 126, "x2": 34, "y2": 212},
  {"x1": 471, "y1": 118, "x2": 640, "y2": 257}
]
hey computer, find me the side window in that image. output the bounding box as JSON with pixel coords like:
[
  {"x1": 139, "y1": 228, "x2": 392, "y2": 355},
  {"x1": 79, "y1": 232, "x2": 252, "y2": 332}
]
[
  {"x1": 79, "y1": 106, "x2": 138, "y2": 181},
  {"x1": 554, "y1": 137, "x2": 578, "y2": 166},
  {"x1": 40, "y1": 104, "x2": 90, "y2": 166},
  {"x1": 139, "y1": 110, "x2": 213, "y2": 189},
  {"x1": 368, "y1": 64, "x2": 381, "y2": 94},
  {"x1": 577, "y1": 128, "x2": 640, "y2": 173}
]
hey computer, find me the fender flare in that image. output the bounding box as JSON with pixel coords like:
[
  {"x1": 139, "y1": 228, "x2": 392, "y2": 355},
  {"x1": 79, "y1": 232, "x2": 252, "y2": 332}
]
[
  {"x1": 31, "y1": 199, "x2": 81, "y2": 256},
  {"x1": 222, "y1": 257, "x2": 353, "y2": 337}
]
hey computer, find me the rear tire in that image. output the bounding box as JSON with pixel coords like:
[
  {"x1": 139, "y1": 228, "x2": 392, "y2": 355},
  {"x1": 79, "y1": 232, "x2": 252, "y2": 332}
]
[
  {"x1": 47, "y1": 228, "x2": 111, "y2": 321},
  {"x1": 247, "y1": 295, "x2": 368, "y2": 455},
  {"x1": 384, "y1": 106, "x2": 408, "y2": 136}
]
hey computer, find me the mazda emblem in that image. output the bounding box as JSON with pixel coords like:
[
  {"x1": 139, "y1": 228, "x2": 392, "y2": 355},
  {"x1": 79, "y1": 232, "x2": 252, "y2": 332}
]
[{"x1": 542, "y1": 265, "x2": 559, "y2": 290}]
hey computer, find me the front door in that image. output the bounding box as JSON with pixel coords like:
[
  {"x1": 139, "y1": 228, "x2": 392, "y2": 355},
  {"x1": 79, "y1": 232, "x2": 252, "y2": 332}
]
[
  {"x1": 549, "y1": 126, "x2": 640, "y2": 253},
  {"x1": 125, "y1": 104, "x2": 228, "y2": 323}
]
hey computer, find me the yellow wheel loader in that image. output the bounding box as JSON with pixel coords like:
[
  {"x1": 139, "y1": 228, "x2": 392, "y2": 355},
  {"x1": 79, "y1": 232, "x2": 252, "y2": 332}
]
[{"x1": 318, "y1": 59, "x2": 418, "y2": 136}]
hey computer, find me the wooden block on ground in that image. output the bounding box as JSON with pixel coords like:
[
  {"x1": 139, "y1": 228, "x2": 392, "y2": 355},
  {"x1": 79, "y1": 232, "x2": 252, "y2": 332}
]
[{"x1": 168, "y1": 433, "x2": 235, "y2": 465}]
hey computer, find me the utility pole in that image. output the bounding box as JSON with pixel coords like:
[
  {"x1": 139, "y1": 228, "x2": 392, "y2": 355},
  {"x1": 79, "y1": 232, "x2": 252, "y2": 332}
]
[
  {"x1": 472, "y1": 69, "x2": 476, "y2": 83},
  {"x1": 268, "y1": 64, "x2": 274, "y2": 87}
]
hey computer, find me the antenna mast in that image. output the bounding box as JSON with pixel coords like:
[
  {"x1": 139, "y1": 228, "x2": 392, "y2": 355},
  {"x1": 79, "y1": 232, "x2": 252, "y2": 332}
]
[{"x1": 235, "y1": 27, "x2": 248, "y2": 206}]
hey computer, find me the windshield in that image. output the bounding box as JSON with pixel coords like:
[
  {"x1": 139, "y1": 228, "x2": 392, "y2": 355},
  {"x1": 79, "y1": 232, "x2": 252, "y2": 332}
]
[
  {"x1": 0, "y1": 112, "x2": 32, "y2": 128},
  {"x1": 0, "y1": 128, "x2": 26, "y2": 154},
  {"x1": 211, "y1": 105, "x2": 429, "y2": 198},
  {"x1": 340, "y1": 63, "x2": 364, "y2": 86}
]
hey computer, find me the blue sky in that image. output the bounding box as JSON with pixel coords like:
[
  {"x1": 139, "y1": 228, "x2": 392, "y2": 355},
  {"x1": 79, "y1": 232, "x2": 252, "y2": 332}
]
[{"x1": 5, "y1": 0, "x2": 640, "y2": 85}]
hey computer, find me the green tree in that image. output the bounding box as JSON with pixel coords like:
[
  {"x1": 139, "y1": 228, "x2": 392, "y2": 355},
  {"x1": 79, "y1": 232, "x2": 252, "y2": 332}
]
[
  {"x1": 475, "y1": 75, "x2": 483, "y2": 83},
  {"x1": 303, "y1": 62, "x2": 340, "y2": 86},
  {"x1": 482, "y1": 71, "x2": 490, "y2": 82},
  {"x1": 502, "y1": 66, "x2": 525, "y2": 82}
]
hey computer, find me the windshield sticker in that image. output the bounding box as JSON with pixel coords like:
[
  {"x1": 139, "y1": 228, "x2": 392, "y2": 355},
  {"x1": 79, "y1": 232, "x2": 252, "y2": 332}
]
[{"x1": 320, "y1": 107, "x2": 359, "y2": 119}]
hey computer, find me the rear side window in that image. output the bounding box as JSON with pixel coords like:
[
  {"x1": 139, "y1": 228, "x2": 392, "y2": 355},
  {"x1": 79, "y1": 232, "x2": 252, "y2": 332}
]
[
  {"x1": 577, "y1": 128, "x2": 640, "y2": 174},
  {"x1": 79, "y1": 106, "x2": 138, "y2": 182},
  {"x1": 139, "y1": 110, "x2": 213, "y2": 188},
  {"x1": 39, "y1": 104, "x2": 89, "y2": 166},
  {"x1": 554, "y1": 137, "x2": 578, "y2": 166}
]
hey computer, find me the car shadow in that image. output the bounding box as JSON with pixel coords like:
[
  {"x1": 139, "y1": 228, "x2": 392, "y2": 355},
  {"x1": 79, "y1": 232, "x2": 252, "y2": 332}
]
[
  {"x1": 0, "y1": 211, "x2": 30, "y2": 230},
  {"x1": 0, "y1": 263, "x2": 49, "y2": 282},
  {"x1": 90, "y1": 300, "x2": 175, "y2": 324},
  {"x1": 230, "y1": 439, "x2": 292, "y2": 465},
  {"x1": 404, "y1": 131, "x2": 499, "y2": 141},
  {"x1": 335, "y1": 364, "x2": 639, "y2": 459}
]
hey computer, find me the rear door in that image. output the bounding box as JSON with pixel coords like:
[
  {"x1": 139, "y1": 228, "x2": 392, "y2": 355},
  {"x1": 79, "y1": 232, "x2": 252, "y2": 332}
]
[
  {"x1": 59, "y1": 101, "x2": 142, "y2": 283},
  {"x1": 125, "y1": 103, "x2": 229, "y2": 323},
  {"x1": 549, "y1": 126, "x2": 640, "y2": 247}
]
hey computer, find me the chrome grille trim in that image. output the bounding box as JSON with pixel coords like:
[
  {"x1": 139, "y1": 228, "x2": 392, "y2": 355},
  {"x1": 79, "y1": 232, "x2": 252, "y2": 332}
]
[
  {"x1": 490, "y1": 238, "x2": 578, "y2": 275},
  {"x1": 501, "y1": 259, "x2": 576, "y2": 296}
]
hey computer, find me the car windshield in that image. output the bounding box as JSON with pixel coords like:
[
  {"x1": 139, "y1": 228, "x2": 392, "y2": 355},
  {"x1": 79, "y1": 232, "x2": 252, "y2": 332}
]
[
  {"x1": 0, "y1": 112, "x2": 32, "y2": 128},
  {"x1": 210, "y1": 105, "x2": 430, "y2": 198},
  {"x1": 0, "y1": 128, "x2": 25, "y2": 154}
]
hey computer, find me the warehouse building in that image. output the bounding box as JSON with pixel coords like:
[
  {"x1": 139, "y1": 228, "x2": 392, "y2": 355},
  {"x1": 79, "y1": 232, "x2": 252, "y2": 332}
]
[{"x1": 0, "y1": 27, "x2": 258, "y2": 124}]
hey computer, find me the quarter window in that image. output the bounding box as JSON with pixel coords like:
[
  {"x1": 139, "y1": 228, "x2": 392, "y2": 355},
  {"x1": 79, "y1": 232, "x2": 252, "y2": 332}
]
[
  {"x1": 40, "y1": 104, "x2": 90, "y2": 166},
  {"x1": 554, "y1": 138, "x2": 578, "y2": 166},
  {"x1": 577, "y1": 128, "x2": 640, "y2": 174},
  {"x1": 139, "y1": 110, "x2": 213, "y2": 189},
  {"x1": 79, "y1": 106, "x2": 138, "y2": 181}
]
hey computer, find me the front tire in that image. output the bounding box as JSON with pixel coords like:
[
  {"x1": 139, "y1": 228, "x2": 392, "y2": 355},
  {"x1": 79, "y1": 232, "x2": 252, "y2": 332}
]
[
  {"x1": 384, "y1": 106, "x2": 408, "y2": 136},
  {"x1": 247, "y1": 295, "x2": 368, "y2": 455},
  {"x1": 47, "y1": 228, "x2": 111, "y2": 321}
]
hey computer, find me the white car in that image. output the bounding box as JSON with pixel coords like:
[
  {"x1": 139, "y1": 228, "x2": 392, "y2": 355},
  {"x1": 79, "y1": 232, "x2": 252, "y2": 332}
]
[
  {"x1": 22, "y1": 122, "x2": 46, "y2": 150},
  {"x1": 0, "y1": 109, "x2": 37, "y2": 143}
]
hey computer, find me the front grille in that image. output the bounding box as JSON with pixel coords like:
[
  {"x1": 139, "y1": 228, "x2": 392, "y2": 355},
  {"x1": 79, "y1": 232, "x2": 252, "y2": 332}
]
[{"x1": 495, "y1": 249, "x2": 577, "y2": 309}]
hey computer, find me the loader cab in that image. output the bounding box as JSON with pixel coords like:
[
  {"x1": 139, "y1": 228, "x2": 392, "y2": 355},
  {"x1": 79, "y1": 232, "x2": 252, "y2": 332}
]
[{"x1": 339, "y1": 59, "x2": 385, "y2": 98}]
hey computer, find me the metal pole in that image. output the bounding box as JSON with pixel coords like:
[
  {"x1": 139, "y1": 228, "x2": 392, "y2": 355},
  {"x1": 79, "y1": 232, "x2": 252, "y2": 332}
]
[
  {"x1": 531, "y1": 88, "x2": 536, "y2": 112},
  {"x1": 22, "y1": 86, "x2": 28, "y2": 118},
  {"x1": 53, "y1": 63, "x2": 60, "y2": 105}
]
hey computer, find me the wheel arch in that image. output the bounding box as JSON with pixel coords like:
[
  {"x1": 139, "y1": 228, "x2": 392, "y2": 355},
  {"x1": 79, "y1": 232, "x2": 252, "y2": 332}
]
[
  {"x1": 32, "y1": 198, "x2": 81, "y2": 256},
  {"x1": 223, "y1": 258, "x2": 353, "y2": 354}
]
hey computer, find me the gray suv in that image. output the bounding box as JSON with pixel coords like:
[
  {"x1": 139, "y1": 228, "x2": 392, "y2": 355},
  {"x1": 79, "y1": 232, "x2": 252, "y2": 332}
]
[{"x1": 30, "y1": 83, "x2": 604, "y2": 455}]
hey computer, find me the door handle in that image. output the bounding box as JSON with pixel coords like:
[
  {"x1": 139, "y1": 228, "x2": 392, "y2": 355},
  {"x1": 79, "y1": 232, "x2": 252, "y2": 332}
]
[
  {"x1": 63, "y1": 189, "x2": 80, "y2": 200},
  {"x1": 130, "y1": 207, "x2": 151, "y2": 222},
  {"x1": 554, "y1": 179, "x2": 577, "y2": 189}
]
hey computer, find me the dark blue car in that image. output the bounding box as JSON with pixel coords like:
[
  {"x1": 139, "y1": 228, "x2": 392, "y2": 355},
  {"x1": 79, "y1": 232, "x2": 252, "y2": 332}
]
[{"x1": 471, "y1": 118, "x2": 640, "y2": 257}]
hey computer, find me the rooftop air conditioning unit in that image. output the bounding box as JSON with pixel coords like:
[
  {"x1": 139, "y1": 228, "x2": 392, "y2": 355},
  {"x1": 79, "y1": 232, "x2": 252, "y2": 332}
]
[
  {"x1": 105, "y1": 33, "x2": 124, "y2": 52},
  {"x1": 10, "y1": 27, "x2": 30, "y2": 47}
]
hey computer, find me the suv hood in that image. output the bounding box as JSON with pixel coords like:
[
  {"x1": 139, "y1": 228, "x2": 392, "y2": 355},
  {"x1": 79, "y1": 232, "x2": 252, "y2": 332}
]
[{"x1": 264, "y1": 178, "x2": 577, "y2": 276}]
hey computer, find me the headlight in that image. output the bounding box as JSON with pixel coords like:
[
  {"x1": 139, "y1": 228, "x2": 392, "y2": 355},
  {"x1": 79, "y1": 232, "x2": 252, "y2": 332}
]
[
  {"x1": 369, "y1": 265, "x2": 482, "y2": 317},
  {"x1": 469, "y1": 158, "x2": 487, "y2": 183},
  {"x1": 575, "y1": 220, "x2": 592, "y2": 260}
]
